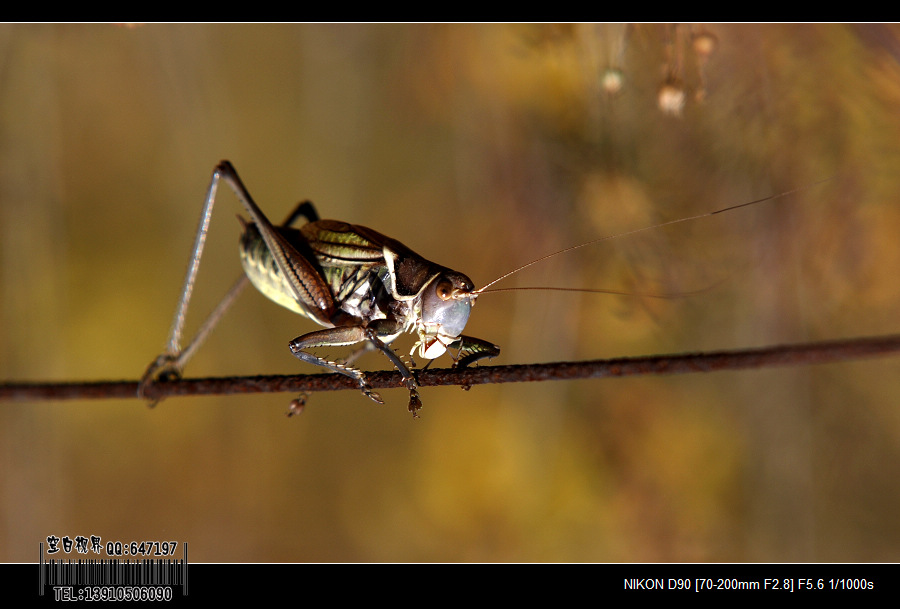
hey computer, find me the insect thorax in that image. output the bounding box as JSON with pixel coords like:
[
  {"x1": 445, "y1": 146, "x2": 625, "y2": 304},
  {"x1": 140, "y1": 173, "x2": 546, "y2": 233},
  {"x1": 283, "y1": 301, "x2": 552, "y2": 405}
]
[{"x1": 321, "y1": 263, "x2": 399, "y2": 326}]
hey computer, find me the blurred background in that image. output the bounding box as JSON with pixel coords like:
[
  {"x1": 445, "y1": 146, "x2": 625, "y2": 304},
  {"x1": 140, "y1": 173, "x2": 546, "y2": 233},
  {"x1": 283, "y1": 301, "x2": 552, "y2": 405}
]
[{"x1": 2, "y1": 23, "x2": 900, "y2": 562}]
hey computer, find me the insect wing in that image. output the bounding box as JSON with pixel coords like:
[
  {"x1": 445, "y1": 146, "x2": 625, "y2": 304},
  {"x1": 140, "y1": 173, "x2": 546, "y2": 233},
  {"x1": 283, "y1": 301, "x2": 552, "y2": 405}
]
[
  {"x1": 304, "y1": 220, "x2": 449, "y2": 301},
  {"x1": 301, "y1": 220, "x2": 389, "y2": 266}
]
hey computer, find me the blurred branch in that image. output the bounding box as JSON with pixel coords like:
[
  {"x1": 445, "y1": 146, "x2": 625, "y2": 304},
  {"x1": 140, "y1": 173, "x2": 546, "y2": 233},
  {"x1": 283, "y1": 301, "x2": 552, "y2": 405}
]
[{"x1": 3, "y1": 334, "x2": 900, "y2": 403}]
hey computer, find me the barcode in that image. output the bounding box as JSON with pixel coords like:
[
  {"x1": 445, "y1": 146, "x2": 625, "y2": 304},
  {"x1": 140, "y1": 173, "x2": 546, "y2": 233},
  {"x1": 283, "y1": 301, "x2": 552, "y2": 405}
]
[{"x1": 39, "y1": 543, "x2": 187, "y2": 596}]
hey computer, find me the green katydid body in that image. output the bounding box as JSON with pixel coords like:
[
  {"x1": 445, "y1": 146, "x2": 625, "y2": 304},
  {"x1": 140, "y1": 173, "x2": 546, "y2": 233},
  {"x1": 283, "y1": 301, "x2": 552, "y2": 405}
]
[{"x1": 140, "y1": 161, "x2": 499, "y2": 417}]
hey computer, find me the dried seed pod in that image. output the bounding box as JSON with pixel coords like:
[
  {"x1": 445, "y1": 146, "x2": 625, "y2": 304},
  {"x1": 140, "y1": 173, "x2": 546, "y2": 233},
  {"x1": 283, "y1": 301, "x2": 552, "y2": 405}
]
[
  {"x1": 602, "y1": 68, "x2": 624, "y2": 95},
  {"x1": 692, "y1": 30, "x2": 718, "y2": 60},
  {"x1": 658, "y1": 78, "x2": 686, "y2": 116}
]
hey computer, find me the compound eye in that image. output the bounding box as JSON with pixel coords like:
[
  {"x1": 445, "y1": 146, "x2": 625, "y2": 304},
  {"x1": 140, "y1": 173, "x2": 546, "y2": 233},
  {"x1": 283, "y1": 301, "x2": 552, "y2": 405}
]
[{"x1": 435, "y1": 278, "x2": 453, "y2": 301}]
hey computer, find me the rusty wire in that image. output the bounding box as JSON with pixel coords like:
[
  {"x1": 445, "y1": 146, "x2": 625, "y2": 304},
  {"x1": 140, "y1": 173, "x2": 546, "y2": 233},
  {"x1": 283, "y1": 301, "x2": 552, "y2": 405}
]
[{"x1": 2, "y1": 334, "x2": 900, "y2": 403}]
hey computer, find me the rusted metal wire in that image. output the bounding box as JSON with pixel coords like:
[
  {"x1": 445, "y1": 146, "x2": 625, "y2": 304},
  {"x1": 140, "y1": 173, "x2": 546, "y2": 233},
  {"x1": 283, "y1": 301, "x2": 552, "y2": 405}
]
[{"x1": 3, "y1": 334, "x2": 900, "y2": 403}]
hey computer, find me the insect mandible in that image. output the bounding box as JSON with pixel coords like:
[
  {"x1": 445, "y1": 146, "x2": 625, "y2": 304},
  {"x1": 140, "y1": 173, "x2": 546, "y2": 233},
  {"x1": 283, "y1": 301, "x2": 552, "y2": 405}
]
[{"x1": 139, "y1": 161, "x2": 826, "y2": 417}]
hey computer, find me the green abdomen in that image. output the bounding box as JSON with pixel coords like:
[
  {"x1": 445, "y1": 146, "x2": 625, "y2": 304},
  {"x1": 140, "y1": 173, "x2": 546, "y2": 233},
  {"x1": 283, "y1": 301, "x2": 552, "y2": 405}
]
[{"x1": 238, "y1": 224, "x2": 326, "y2": 324}]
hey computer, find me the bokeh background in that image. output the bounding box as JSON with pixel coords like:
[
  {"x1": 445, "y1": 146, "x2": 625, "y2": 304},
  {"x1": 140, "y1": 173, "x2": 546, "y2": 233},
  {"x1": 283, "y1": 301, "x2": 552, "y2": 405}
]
[{"x1": 2, "y1": 23, "x2": 900, "y2": 562}]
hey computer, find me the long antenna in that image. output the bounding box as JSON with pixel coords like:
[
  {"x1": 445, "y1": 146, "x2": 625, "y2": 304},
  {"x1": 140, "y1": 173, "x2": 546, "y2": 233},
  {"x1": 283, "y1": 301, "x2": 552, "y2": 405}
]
[
  {"x1": 474, "y1": 177, "x2": 834, "y2": 294},
  {"x1": 476, "y1": 283, "x2": 722, "y2": 299}
]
